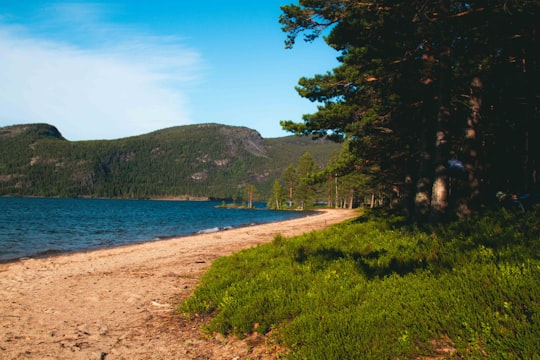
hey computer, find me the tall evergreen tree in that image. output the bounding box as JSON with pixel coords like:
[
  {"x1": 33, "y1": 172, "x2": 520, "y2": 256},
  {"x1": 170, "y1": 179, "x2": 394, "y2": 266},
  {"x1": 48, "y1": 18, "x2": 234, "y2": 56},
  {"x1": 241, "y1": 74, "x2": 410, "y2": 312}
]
[
  {"x1": 268, "y1": 179, "x2": 285, "y2": 210},
  {"x1": 282, "y1": 165, "x2": 298, "y2": 207},
  {"x1": 244, "y1": 184, "x2": 257, "y2": 208},
  {"x1": 296, "y1": 152, "x2": 319, "y2": 209},
  {"x1": 280, "y1": 0, "x2": 539, "y2": 221}
]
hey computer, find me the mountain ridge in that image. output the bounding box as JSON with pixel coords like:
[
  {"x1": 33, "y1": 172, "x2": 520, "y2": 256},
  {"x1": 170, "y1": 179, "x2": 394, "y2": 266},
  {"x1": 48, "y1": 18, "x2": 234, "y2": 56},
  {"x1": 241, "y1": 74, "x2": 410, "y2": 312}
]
[{"x1": 0, "y1": 123, "x2": 341, "y2": 200}]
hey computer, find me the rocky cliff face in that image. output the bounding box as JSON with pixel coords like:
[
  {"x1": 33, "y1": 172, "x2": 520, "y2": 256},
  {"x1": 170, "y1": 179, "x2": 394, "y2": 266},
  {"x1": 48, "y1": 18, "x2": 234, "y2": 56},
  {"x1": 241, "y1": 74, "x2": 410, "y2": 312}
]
[
  {"x1": 218, "y1": 125, "x2": 269, "y2": 158},
  {"x1": 0, "y1": 123, "x2": 65, "y2": 141}
]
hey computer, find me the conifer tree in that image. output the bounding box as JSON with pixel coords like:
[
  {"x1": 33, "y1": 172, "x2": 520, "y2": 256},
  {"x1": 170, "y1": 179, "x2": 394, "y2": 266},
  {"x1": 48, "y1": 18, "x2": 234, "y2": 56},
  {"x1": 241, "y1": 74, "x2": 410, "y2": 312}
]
[
  {"x1": 282, "y1": 165, "x2": 298, "y2": 207},
  {"x1": 296, "y1": 152, "x2": 318, "y2": 209},
  {"x1": 244, "y1": 184, "x2": 257, "y2": 209},
  {"x1": 280, "y1": 0, "x2": 540, "y2": 221},
  {"x1": 268, "y1": 179, "x2": 285, "y2": 210}
]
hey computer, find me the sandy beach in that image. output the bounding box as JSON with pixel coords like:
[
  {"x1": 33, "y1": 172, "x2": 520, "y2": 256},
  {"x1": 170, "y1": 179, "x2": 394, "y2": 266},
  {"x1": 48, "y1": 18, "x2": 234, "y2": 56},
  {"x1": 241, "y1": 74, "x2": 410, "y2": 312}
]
[{"x1": 0, "y1": 209, "x2": 357, "y2": 359}]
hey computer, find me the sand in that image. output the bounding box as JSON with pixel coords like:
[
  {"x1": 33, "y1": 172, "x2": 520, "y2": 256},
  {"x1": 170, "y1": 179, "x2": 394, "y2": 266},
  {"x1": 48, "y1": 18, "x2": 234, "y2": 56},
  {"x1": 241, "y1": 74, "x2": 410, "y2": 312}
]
[{"x1": 0, "y1": 209, "x2": 358, "y2": 360}]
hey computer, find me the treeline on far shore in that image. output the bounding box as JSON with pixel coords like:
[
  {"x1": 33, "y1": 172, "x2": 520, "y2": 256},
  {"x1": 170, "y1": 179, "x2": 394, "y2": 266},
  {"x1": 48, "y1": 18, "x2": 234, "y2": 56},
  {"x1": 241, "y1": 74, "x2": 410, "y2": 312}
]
[{"x1": 0, "y1": 123, "x2": 340, "y2": 201}]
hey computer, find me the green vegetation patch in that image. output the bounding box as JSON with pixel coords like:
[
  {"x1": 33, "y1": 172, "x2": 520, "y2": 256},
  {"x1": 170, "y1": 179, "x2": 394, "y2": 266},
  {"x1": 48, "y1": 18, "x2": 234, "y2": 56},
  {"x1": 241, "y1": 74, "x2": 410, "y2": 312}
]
[{"x1": 180, "y1": 209, "x2": 540, "y2": 359}]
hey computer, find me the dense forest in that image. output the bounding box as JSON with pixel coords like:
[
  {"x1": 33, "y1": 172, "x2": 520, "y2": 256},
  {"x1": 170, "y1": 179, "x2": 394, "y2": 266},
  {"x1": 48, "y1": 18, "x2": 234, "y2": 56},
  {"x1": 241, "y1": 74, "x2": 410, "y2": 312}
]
[
  {"x1": 280, "y1": 0, "x2": 539, "y2": 221},
  {"x1": 0, "y1": 123, "x2": 340, "y2": 200}
]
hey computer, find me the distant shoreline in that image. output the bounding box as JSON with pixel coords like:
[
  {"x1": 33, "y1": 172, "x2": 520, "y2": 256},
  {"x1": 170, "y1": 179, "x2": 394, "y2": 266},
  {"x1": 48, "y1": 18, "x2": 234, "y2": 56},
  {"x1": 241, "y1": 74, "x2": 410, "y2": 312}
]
[
  {"x1": 2, "y1": 197, "x2": 314, "y2": 263},
  {"x1": 149, "y1": 195, "x2": 210, "y2": 201},
  {"x1": 0, "y1": 206, "x2": 317, "y2": 264},
  {"x1": 1, "y1": 194, "x2": 211, "y2": 201}
]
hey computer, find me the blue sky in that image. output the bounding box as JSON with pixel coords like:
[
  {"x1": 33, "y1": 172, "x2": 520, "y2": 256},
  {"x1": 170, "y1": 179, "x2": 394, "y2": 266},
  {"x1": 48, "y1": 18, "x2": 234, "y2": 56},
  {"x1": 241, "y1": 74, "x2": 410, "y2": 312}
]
[{"x1": 0, "y1": 1, "x2": 339, "y2": 140}]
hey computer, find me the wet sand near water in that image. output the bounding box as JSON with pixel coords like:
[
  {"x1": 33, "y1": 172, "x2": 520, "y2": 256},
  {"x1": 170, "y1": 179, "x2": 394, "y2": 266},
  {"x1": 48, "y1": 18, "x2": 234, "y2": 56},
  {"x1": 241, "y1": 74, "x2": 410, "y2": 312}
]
[{"x1": 0, "y1": 209, "x2": 358, "y2": 359}]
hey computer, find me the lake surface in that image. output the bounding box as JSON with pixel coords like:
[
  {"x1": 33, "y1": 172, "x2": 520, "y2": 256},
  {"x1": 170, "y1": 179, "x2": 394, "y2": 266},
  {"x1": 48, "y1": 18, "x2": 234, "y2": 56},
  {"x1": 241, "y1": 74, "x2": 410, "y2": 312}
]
[{"x1": 0, "y1": 197, "x2": 308, "y2": 262}]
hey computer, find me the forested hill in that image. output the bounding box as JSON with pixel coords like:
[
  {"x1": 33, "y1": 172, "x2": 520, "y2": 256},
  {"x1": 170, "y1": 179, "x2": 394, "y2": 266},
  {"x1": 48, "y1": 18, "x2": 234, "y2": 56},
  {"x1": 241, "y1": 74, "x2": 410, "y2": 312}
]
[{"x1": 0, "y1": 123, "x2": 340, "y2": 199}]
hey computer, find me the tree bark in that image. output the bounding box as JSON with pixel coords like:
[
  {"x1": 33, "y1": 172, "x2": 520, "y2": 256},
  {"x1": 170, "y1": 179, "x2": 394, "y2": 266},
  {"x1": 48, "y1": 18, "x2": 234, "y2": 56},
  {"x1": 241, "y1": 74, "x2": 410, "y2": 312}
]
[
  {"x1": 457, "y1": 76, "x2": 483, "y2": 218},
  {"x1": 288, "y1": 180, "x2": 293, "y2": 207},
  {"x1": 348, "y1": 188, "x2": 354, "y2": 209},
  {"x1": 415, "y1": 114, "x2": 432, "y2": 222},
  {"x1": 430, "y1": 0, "x2": 451, "y2": 222}
]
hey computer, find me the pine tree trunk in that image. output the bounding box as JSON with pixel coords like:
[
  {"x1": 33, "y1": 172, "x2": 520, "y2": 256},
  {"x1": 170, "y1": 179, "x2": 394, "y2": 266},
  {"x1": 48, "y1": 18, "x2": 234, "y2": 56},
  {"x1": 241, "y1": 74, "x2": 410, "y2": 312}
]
[
  {"x1": 288, "y1": 181, "x2": 293, "y2": 207},
  {"x1": 248, "y1": 188, "x2": 253, "y2": 209},
  {"x1": 430, "y1": 105, "x2": 450, "y2": 221},
  {"x1": 415, "y1": 114, "x2": 432, "y2": 222},
  {"x1": 335, "y1": 176, "x2": 339, "y2": 208},
  {"x1": 430, "y1": 0, "x2": 451, "y2": 222},
  {"x1": 458, "y1": 76, "x2": 483, "y2": 218},
  {"x1": 327, "y1": 176, "x2": 333, "y2": 208}
]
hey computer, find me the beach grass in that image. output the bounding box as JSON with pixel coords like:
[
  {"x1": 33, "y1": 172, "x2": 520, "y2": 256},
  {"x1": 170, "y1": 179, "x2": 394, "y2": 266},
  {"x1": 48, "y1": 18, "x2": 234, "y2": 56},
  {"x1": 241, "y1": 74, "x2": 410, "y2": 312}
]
[{"x1": 180, "y1": 207, "x2": 540, "y2": 359}]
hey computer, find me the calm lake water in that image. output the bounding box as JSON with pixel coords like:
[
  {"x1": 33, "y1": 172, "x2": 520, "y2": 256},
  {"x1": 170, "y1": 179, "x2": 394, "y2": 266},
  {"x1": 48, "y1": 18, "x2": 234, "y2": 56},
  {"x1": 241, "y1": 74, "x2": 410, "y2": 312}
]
[{"x1": 0, "y1": 197, "x2": 308, "y2": 262}]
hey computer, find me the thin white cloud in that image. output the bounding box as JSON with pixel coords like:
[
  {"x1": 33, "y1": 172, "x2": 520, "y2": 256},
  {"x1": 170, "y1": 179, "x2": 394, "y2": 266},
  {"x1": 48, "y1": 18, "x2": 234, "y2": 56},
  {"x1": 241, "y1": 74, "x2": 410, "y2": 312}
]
[{"x1": 0, "y1": 3, "x2": 204, "y2": 140}]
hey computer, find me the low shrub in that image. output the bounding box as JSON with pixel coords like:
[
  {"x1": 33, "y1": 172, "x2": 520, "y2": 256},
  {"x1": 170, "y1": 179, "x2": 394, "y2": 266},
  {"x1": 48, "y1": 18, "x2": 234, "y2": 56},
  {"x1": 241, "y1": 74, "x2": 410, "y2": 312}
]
[{"x1": 179, "y1": 209, "x2": 540, "y2": 359}]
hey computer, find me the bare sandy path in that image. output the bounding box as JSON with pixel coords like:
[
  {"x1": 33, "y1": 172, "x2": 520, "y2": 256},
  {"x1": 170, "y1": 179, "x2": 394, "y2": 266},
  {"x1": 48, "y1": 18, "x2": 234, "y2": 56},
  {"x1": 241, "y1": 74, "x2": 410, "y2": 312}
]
[{"x1": 0, "y1": 209, "x2": 357, "y2": 359}]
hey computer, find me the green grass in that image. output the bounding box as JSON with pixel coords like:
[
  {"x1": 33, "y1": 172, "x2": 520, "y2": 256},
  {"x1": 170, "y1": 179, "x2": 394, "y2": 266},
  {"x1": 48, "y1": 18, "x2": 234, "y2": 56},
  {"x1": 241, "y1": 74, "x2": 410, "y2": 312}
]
[{"x1": 179, "y1": 208, "x2": 540, "y2": 359}]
